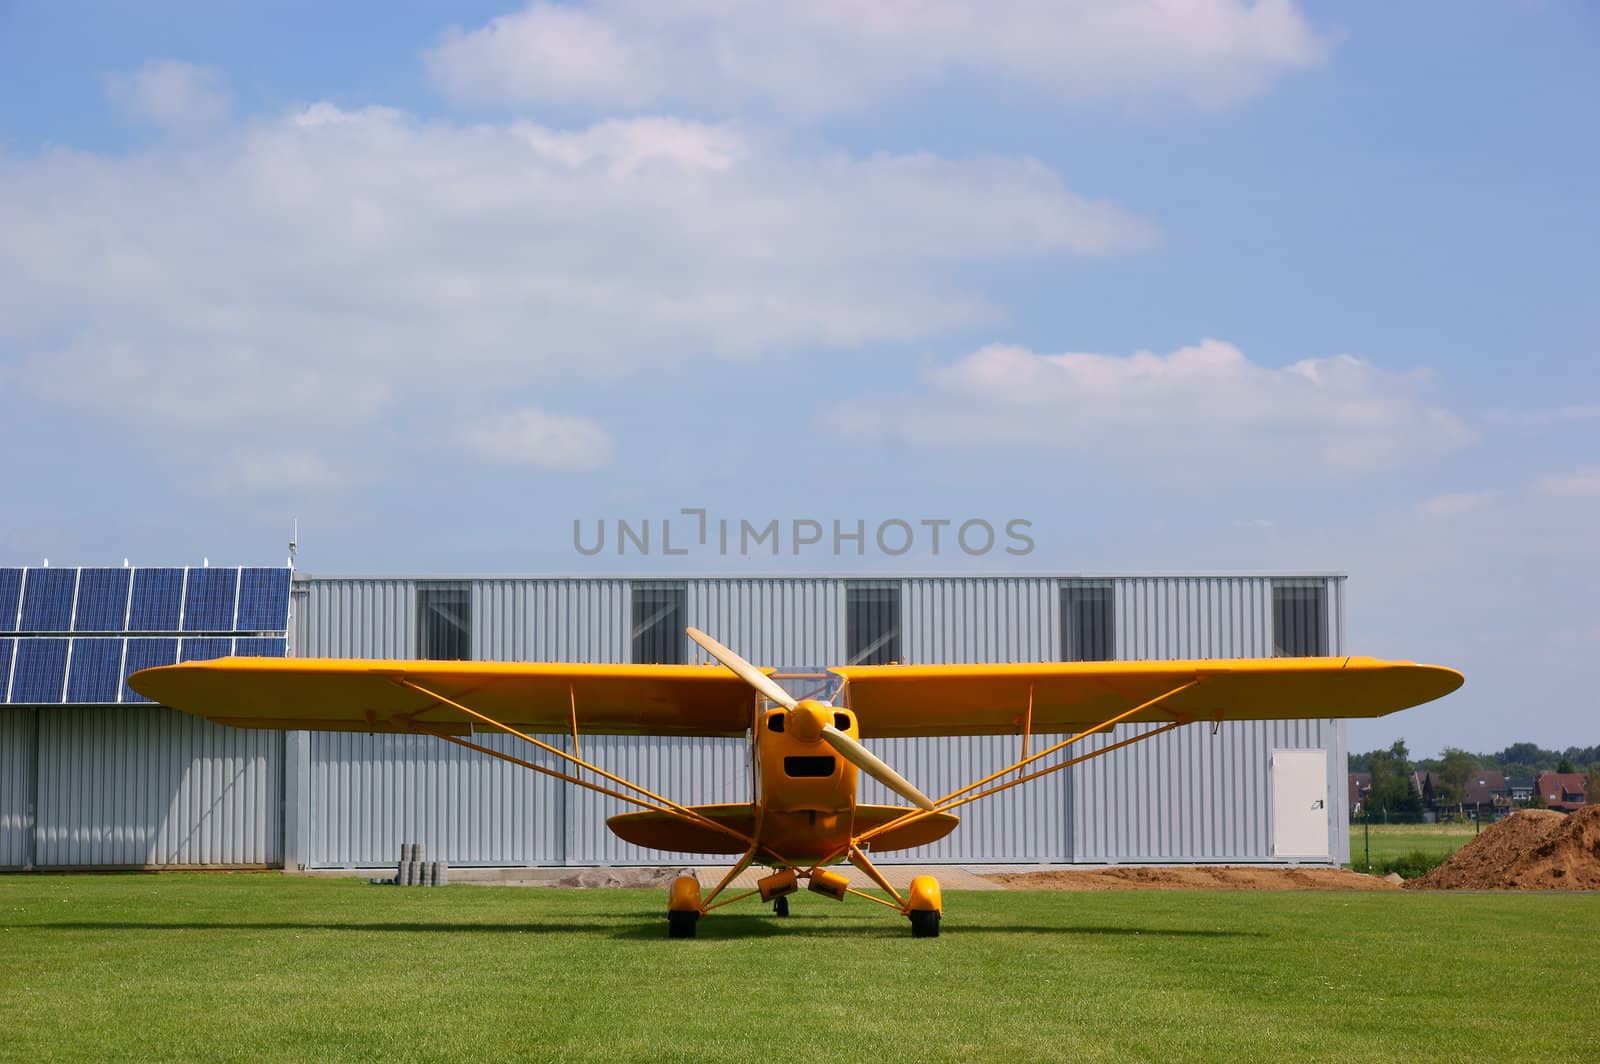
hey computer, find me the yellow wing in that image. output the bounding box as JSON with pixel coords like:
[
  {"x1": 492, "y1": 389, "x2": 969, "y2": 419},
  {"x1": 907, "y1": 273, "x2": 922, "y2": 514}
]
[
  {"x1": 128, "y1": 658, "x2": 760, "y2": 737},
  {"x1": 833, "y1": 657, "x2": 1463, "y2": 738}
]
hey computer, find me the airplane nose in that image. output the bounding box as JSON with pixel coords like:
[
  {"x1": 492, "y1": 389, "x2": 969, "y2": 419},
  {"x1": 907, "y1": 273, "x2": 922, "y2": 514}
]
[{"x1": 789, "y1": 700, "x2": 830, "y2": 743}]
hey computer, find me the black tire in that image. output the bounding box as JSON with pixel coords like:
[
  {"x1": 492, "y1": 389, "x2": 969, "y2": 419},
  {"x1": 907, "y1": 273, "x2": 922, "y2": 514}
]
[
  {"x1": 667, "y1": 910, "x2": 699, "y2": 939},
  {"x1": 909, "y1": 910, "x2": 941, "y2": 938},
  {"x1": 773, "y1": 896, "x2": 790, "y2": 917}
]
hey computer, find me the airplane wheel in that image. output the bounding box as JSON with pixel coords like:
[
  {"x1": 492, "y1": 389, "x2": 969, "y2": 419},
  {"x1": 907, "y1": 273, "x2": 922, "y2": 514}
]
[
  {"x1": 668, "y1": 911, "x2": 699, "y2": 939},
  {"x1": 773, "y1": 896, "x2": 789, "y2": 917},
  {"x1": 909, "y1": 909, "x2": 941, "y2": 938}
]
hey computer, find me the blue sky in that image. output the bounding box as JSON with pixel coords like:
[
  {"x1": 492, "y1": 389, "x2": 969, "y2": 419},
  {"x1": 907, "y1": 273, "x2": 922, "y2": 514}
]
[{"x1": 2, "y1": 2, "x2": 1595, "y2": 757}]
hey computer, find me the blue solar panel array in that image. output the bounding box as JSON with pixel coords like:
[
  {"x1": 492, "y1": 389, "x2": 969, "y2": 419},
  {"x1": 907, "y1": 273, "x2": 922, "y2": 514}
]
[
  {"x1": 121, "y1": 638, "x2": 180, "y2": 705},
  {"x1": 182, "y1": 568, "x2": 238, "y2": 632},
  {"x1": 237, "y1": 568, "x2": 292, "y2": 630},
  {"x1": 0, "y1": 569, "x2": 21, "y2": 632},
  {"x1": 12, "y1": 639, "x2": 69, "y2": 703},
  {"x1": 19, "y1": 568, "x2": 75, "y2": 632},
  {"x1": 1, "y1": 566, "x2": 291, "y2": 705},
  {"x1": 127, "y1": 568, "x2": 183, "y2": 631},
  {"x1": 65, "y1": 638, "x2": 124, "y2": 703},
  {"x1": 74, "y1": 568, "x2": 132, "y2": 631}
]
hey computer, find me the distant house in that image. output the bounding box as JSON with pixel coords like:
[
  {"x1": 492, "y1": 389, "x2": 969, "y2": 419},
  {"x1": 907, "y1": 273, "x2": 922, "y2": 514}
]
[
  {"x1": 1463, "y1": 770, "x2": 1510, "y2": 814},
  {"x1": 1348, "y1": 772, "x2": 1372, "y2": 813},
  {"x1": 1534, "y1": 771, "x2": 1587, "y2": 812},
  {"x1": 1509, "y1": 779, "x2": 1533, "y2": 803},
  {"x1": 1411, "y1": 770, "x2": 1441, "y2": 811},
  {"x1": 1409, "y1": 769, "x2": 1509, "y2": 816}
]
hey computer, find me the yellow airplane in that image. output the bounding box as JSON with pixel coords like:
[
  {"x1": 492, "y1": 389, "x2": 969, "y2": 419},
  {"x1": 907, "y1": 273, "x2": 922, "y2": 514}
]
[{"x1": 129, "y1": 627, "x2": 1462, "y2": 938}]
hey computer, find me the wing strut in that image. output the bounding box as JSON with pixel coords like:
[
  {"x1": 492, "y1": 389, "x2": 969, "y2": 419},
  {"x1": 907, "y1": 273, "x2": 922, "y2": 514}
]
[{"x1": 397, "y1": 677, "x2": 755, "y2": 852}]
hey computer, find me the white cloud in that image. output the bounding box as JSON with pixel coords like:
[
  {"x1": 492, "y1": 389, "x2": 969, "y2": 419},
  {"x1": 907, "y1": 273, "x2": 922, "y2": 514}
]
[
  {"x1": 0, "y1": 106, "x2": 1150, "y2": 437},
  {"x1": 1533, "y1": 468, "x2": 1600, "y2": 497},
  {"x1": 105, "y1": 60, "x2": 230, "y2": 131},
  {"x1": 1414, "y1": 491, "x2": 1496, "y2": 517},
  {"x1": 214, "y1": 448, "x2": 346, "y2": 493},
  {"x1": 833, "y1": 339, "x2": 1473, "y2": 475},
  {"x1": 1484, "y1": 402, "x2": 1600, "y2": 427},
  {"x1": 461, "y1": 408, "x2": 614, "y2": 471},
  {"x1": 426, "y1": 0, "x2": 1330, "y2": 116}
]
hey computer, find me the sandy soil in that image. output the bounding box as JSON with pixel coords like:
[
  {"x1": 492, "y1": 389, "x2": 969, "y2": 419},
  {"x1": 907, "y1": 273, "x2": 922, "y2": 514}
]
[
  {"x1": 984, "y1": 865, "x2": 1398, "y2": 891},
  {"x1": 1409, "y1": 806, "x2": 1600, "y2": 890}
]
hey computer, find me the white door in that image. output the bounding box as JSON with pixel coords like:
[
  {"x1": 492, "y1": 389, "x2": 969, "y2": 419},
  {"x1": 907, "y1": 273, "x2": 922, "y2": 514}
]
[{"x1": 1271, "y1": 749, "x2": 1329, "y2": 859}]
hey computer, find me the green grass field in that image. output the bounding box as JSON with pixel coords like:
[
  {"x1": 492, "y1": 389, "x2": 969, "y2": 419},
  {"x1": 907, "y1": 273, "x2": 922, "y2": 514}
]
[
  {"x1": 1346, "y1": 821, "x2": 1481, "y2": 871},
  {"x1": 4, "y1": 873, "x2": 1595, "y2": 1062}
]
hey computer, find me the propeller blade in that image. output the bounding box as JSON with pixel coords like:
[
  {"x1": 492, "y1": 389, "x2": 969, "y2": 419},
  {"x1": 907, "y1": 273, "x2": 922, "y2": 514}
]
[
  {"x1": 821, "y1": 724, "x2": 936, "y2": 811},
  {"x1": 686, "y1": 627, "x2": 797, "y2": 710}
]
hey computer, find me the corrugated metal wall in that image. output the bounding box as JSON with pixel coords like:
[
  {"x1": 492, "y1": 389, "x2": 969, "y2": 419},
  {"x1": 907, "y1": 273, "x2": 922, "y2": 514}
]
[
  {"x1": 1069, "y1": 577, "x2": 1349, "y2": 863},
  {"x1": 287, "y1": 573, "x2": 1346, "y2": 868},
  {"x1": 26, "y1": 706, "x2": 281, "y2": 867},
  {"x1": 1, "y1": 708, "x2": 36, "y2": 867},
  {"x1": 859, "y1": 578, "x2": 1069, "y2": 860}
]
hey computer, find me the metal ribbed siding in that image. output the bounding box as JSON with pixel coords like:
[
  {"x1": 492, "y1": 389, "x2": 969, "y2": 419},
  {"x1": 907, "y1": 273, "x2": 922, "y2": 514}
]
[
  {"x1": 308, "y1": 731, "x2": 567, "y2": 866},
  {"x1": 684, "y1": 579, "x2": 847, "y2": 665},
  {"x1": 474, "y1": 579, "x2": 628, "y2": 662},
  {"x1": 33, "y1": 706, "x2": 281, "y2": 866},
  {"x1": 293, "y1": 578, "x2": 415, "y2": 658},
  {"x1": 568, "y1": 736, "x2": 750, "y2": 864},
  {"x1": 292, "y1": 573, "x2": 1347, "y2": 867},
  {"x1": 867, "y1": 578, "x2": 1068, "y2": 860},
  {"x1": 857, "y1": 735, "x2": 1071, "y2": 861},
  {"x1": 901, "y1": 577, "x2": 1058, "y2": 663},
  {"x1": 1, "y1": 708, "x2": 35, "y2": 867},
  {"x1": 300, "y1": 577, "x2": 625, "y2": 867},
  {"x1": 1072, "y1": 576, "x2": 1349, "y2": 863}
]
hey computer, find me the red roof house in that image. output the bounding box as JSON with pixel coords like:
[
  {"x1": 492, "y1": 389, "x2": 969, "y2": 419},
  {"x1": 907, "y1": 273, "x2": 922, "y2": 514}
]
[{"x1": 1534, "y1": 771, "x2": 1587, "y2": 812}]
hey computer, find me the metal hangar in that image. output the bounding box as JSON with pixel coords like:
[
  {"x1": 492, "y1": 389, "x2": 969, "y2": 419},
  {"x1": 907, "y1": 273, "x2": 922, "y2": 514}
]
[{"x1": 0, "y1": 568, "x2": 1350, "y2": 869}]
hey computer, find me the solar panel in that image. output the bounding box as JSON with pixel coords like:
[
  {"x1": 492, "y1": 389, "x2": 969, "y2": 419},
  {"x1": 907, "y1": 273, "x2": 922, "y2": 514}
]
[
  {"x1": 11, "y1": 638, "x2": 68, "y2": 703},
  {"x1": 128, "y1": 569, "x2": 184, "y2": 631},
  {"x1": 181, "y1": 637, "x2": 234, "y2": 662},
  {"x1": 236, "y1": 568, "x2": 291, "y2": 631},
  {"x1": 73, "y1": 568, "x2": 132, "y2": 632},
  {"x1": 65, "y1": 638, "x2": 124, "y2": 703},
  {"x1": 122, "y1": 638, "x2": 179, "y2": 704},
  {"x1": 182, "y1": 568, "x2": 238, "y2": 632},
  {"x1": 234, "y1": 637, "x2": 288, "y2": 657},
  {"x1": 19, "y1": 568, "x2": 76, "y2": 632},
  {"x1": 0, "y1": 638, "x2": 12, "y2": 701},
  {"x1": 0, "y1": 569, "x2": 21, "y2": 632}
]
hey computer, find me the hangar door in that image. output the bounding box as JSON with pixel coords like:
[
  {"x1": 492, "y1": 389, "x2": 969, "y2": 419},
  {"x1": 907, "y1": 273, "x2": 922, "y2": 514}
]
[{"x1": 1271, "y1": 749, "x2": 1329, "y2": 859}]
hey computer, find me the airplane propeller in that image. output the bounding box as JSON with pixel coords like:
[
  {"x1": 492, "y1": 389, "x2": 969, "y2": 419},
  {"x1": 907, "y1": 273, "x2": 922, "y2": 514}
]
[{"x1": 687, "y1": 627, "x2": 935, "y2": 811}]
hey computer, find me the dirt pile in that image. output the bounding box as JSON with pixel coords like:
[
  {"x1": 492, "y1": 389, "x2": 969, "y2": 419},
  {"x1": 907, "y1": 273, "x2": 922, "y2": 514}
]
[
  {"x1": 1408, "y1": 807, "x2": 1600, "y2": 890},
  {"x1": 986, "y1": 865, "x2": 1396, "y2": 891}
]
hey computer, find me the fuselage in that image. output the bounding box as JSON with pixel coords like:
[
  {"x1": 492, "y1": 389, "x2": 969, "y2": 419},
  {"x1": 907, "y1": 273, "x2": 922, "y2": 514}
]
[{"x1": 752, "y1": 705, "x2": 860, "y2": 863}]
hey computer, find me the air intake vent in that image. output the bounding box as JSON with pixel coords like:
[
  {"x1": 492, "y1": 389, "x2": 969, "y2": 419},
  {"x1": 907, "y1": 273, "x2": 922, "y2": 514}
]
[{"x1": 783, "y1": 756, "x2": 836, "y2": 778}]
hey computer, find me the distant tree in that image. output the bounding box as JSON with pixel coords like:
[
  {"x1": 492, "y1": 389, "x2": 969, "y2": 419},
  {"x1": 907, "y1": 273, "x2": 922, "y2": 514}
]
[
  {"x1": 1527, "y1": 790, "x2": 1548, "y2": 810},
  {"x1": 1501, "y1": 761, "x2": 1537, "y2": 786},
  {"x1": 1366, "y1": 742, "x2": 1422, "y2": 819},
  {"x1": 1498, "y1": 742, "x2": 1546, "y2": 766},
  {"x1": 1437, "y1": 748, "x2": 1477, "y2": 806},
  {"x1": 1562, "y1": 745, "x2": 1600, "y2": 767},
  {"x1": 1557, "y1": 757, "x2": 1576, "y2": 774},
  {"x1": 1584, "y1": 767, "x2": 1600, "y2": 806}
]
